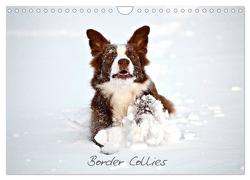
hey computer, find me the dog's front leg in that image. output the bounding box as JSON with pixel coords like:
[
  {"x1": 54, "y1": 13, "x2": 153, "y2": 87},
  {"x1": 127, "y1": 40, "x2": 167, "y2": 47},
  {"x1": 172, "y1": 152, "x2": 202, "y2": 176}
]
[
  {"x1": 90, "y1": 92, "x2": 113, "y2": 146},
  {"x1": 95, "y1": 126, "x2": 124, "y2": 154}
]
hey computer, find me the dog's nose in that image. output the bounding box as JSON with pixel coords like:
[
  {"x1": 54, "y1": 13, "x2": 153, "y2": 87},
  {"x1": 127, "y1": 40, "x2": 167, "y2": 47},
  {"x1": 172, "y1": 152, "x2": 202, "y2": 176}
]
[{"x1": 118, "y1": 58, "x2": 130, "y2": 66}]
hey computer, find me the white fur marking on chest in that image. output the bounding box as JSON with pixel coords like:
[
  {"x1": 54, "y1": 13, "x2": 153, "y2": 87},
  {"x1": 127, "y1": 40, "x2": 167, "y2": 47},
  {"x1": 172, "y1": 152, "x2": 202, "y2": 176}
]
[{"x1": 97, "y1": 79, "x2": 151, "y2": 123}]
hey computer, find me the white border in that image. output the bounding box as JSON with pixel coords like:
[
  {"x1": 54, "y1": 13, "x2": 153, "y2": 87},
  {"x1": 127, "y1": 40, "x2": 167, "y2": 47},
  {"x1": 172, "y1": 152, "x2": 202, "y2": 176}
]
[{"x1": 0, "y1": 0, "x2": 248, "y2": 179}]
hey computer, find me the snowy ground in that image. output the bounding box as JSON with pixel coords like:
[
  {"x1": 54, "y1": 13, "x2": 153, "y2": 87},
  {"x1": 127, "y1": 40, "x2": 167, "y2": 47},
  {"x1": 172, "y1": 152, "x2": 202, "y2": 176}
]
[{"x1": 6, "y1": 6, "x2": 244, "y2": 174}]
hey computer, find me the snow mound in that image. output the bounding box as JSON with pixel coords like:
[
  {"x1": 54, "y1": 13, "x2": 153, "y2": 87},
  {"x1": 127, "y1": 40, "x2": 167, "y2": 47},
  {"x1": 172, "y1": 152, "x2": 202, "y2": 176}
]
[
  {"x1": 94, "y1": 95, "x2": 182, "y2": 154},
  {"x1": 62, "y1": 96, "x2": 216, "y2": 155}
]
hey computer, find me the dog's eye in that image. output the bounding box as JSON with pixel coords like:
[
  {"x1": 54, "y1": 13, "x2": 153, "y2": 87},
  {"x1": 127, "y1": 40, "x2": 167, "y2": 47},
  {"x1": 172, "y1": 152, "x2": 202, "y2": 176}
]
[
  {"x1": 103, "y1": 48, "x2": 117, "y2": 62},
  {"x1": 106, "y1": 48, "x2": 115, "y2": 54},
  {"x1": 126, "y1": 50, "x2": 136, "y2": 59},
  {"x1": 107, "y1": 49, "x2": 117, "y2": 57}
]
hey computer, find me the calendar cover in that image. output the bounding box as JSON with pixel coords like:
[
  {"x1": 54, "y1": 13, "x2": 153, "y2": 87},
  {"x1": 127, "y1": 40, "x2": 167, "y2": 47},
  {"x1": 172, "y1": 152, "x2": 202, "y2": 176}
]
[{"x1": 6, "y1": 6, "x2": 245, "y2": 174}]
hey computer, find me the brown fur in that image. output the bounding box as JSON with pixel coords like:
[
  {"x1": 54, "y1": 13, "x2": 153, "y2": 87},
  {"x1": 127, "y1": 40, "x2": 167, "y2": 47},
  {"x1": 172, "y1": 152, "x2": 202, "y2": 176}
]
[
  {"x1": 147, "y1": 82, "x2": 176, "y2": 113},
  {"x1": 90, "y1": 90, "x2": 112, "y2": 146}
]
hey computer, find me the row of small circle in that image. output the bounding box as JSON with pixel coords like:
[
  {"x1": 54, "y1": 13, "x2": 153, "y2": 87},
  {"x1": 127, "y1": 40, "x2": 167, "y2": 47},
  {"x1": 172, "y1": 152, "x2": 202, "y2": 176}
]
[
  {"x1": 7, "y1": 8, "x2": 114, "y2": 14},
  {"x1": 136, "y1": 8, "x2": 244, "y2": 13},
  {"x1": 7, "y1": 7, "x2": 244, "y2": 14}
]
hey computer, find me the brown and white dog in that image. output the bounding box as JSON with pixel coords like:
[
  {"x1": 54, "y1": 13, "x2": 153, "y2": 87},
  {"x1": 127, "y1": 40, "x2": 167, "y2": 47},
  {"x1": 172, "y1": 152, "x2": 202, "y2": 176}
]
[{"x1": 86, "y1": 25, "x2": 175, "y2": 146}]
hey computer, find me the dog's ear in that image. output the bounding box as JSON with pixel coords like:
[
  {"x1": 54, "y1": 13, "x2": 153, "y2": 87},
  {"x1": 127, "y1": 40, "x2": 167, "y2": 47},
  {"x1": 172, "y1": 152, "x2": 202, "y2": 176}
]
[
  {"x1": 86, "y1": 29, "x2": 110, "y2": 56},
  {"x1": 127, "y1": 26, "x2": 150, "y2": 54}
]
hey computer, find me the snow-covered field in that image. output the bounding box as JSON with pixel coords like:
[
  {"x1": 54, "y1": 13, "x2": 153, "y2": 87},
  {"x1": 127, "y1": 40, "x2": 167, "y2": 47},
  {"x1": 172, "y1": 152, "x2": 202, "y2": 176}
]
[{"x1": 6, "y1": 6, "x2": 244, "y2": 174}]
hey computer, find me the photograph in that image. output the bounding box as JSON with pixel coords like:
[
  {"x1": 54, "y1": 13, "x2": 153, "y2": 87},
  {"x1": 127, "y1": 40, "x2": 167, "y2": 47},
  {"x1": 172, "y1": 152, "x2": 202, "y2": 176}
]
[{"x1": 6, "y1": 6, "x2": 244, "y2": 174}]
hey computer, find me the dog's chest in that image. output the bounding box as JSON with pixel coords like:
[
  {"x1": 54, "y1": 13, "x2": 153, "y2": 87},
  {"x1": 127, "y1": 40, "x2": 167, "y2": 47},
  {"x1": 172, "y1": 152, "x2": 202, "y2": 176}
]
[
  {"x1": 97, "y1": 79, "x2": 150, "y2": 123},
  {"x1": 111, "y1": 89, "x2": 135, "y2": 122}
]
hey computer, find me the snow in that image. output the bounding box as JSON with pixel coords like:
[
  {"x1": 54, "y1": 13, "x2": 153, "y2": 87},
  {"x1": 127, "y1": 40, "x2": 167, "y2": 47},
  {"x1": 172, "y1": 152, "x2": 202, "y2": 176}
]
[
  {"x1": 6, "y1": 6, "x2": 244, "y2": 174},
  {"x1": 94, "y1": 95, "x2": 182, "y2": 154},
  {"x1": 231, "y1": 86, "x2": 241, "y2": 92}
]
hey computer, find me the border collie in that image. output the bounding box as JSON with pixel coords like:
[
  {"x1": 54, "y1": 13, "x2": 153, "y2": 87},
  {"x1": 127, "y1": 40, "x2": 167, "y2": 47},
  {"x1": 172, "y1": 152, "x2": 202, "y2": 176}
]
[{"x1": 86, "y1": 25, "x2": 175, "y2": 146}]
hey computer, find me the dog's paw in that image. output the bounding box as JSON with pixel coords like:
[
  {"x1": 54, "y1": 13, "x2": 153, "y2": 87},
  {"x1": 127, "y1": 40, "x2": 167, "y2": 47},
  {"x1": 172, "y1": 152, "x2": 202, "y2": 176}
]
[{"x1": 94, "y1": 129, "x2": 108, "y2": 146}]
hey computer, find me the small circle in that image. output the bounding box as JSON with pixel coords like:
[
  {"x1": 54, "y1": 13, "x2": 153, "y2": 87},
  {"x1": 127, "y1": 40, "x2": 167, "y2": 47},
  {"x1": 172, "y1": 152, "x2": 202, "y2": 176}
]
[
  {"x1": 58, "y1": 8, "x2": 62, "y2": 13},
  {"x1": 152, "y1": 8, "x2": 156, "y2": 13},
  {"x1": 217, "y1": 8, "x2": 221, "y2": 13},
  {"x1": 87, "y1": 8, "x2": 91, "y2": 13},
  {"x1": 195, "y1": 8, "x2": 199, "y2": 13},
  {"x1": 36, "y1": 8, "x2": 41, "y2": 13},
  {"x1": 79, "y1": 8, "x2": 84, "y2": 13},
  {"x1": 108, "y1": 8, "x2": 113, "y2": 13},
  {"x1": 202, "y1": 8, "x2": 207, "y2": 13},
  {"x1": 43, "y1": 9, "x2": 48, "y2": 13},
  {"x1": 51, "y1": 8, "x2": 55, "y2": 13},
  {"x1": 166, "y1": 8, "x2": 171, "y2": 13},
  {"x1": 231, "y1": 9, "x2": 235, "y2": 13},
  {"x1": 224, "y1": 8, "x2": 228, "y2": 13},
  {"x1": 238, "y1": 8, "x2": 243, "y2": 13},
  {"x1": 159, "y1": 8, "x2": 163, "y2": 13},
  {"x1": 7, "y1": 9, "x2": 12, "y2": 13},
  {"x1": 145, "y1": 8, "x2": 149, "y2": 13},
  {"x1": 14, "y1": 8, "x2": 19, "y2": 13},
  {"x1": 137, "y1": 8, "x2": 142, "y2": 13},
  {"x1": 29, "y1": 8, "x2": 34, "y2": 13},
  {"x1": 65, "y1": 8, "x2": 70, "y2": 13},
  {"x1": 188, "y1": 8, "x2": 192, "y2": 13},
  {"x1": 72, "y1": 8, "x2": 77, "y2": 13},
  {"x1": 22, "y1": 8, "x2": 26, "y2": 13},
  {"x1": 181, "y1": 8, "x2": 185, "y2": 13},
  {"x1": 173, "y1": 8, "x2": 178, "y2": 13},
  {"x1": 94, "y1": 8, "x2": 98, "y2": 13},
  {"x1": 101, "y1": 8, "x2": 105, "y2": 13},
  {"x1": 210, "y1": 8, "x2": 214, "y2": 13}
]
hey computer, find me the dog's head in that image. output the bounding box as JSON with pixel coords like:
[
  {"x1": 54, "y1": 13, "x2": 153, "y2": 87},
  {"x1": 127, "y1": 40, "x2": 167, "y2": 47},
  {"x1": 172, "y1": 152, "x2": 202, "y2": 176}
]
[{"x1": 87, "y1": 26, "x2": 150, "y2": 88}]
